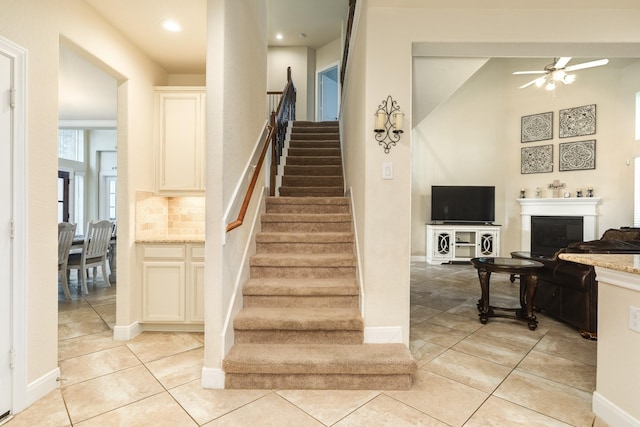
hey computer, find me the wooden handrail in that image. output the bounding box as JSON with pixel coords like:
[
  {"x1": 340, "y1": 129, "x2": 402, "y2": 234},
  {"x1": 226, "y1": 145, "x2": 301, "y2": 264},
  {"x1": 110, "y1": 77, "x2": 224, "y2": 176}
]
[
  {"x1": 226, "y1": 67, "x2": 295, "y2": 232},
  {"x1": 226, "y1": 124, "x2": 275, "y2": 232}
]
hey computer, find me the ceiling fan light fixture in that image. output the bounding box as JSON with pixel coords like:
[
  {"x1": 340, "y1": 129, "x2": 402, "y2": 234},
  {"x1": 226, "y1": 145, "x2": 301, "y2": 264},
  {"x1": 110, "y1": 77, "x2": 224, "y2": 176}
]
[
  {"x1": 535, "y1": 77, "x2": 546, "y2": 88},
  {"x1": 563, "y1": 74, "x2": 576, "y2": 84},
  {"x1": 545, "y1": 81, "x2": 556, "y2": 91},
  {"x1": 551, "y1": 69, "x2": 566, "y2": 82}
]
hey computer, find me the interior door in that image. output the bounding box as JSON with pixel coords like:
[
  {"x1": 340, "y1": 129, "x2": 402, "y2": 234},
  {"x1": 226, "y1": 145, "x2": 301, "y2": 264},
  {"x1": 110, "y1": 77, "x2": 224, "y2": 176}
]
[
  {"x1": 0, "y1": 49, "x2": 13, "y2": 421},
  {"x1": 318, "y1": 65, "x2": 339, "y2": 122}
]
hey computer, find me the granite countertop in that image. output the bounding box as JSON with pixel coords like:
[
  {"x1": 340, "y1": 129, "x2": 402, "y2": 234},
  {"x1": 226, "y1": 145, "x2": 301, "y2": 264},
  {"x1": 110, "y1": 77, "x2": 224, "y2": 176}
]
[
  {"x1": 558, "y1": 253, "x2": 640, "y2": 275},
  {"x1": 136, "y1": 235, "x2": 204, "y2": 244}
]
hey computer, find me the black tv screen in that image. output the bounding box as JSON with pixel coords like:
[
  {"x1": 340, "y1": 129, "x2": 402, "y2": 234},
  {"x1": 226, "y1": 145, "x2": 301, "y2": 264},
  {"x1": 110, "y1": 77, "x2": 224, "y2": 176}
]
[{"x1": 431, "y1": 186, "x2": 495, "y2": 224}]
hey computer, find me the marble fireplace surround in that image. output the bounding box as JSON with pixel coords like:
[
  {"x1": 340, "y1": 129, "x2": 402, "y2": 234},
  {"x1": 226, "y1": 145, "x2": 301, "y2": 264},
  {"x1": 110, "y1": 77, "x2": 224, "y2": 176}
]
[{"x1": 517, "y1": 197, "x2": 602, "y2": 252}]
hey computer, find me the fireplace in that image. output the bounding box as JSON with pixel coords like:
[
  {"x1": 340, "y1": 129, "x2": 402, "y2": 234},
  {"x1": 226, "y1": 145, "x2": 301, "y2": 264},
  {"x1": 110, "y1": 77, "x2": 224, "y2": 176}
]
[
  {"x1": 530, "y1": 216, "x2": 583, "y2": 258},
  {"x1": 517, "y1": 197, "x2": 601, "y2": 253}
]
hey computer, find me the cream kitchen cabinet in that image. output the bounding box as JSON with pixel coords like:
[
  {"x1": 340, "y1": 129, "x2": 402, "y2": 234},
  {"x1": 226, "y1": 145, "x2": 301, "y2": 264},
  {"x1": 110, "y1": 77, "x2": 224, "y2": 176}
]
[
  {"x1": 139, "y1": 243, "x2": 204, "y2": 330},
  {"x1": 155, "y1": 87, "x2": 205, "y2": 194}
]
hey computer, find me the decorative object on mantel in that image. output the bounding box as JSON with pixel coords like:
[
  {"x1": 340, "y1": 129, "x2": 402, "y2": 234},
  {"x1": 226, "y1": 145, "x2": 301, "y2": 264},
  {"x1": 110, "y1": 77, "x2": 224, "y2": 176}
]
[
  {"x1": 559, "y1": 140, "x2": 596, "y2": 171},
  {"x1": 519, "y1": 188, "x2": 526, "y2": 198},
  {"x1": 559, "y1": 104, "x2": 596, "y2": 138},
  {"x1": 576, "y1": 188, "x2": 583, "y2": 198},
  {"x1": 373, "y1": 95, "x2": 404, "y2": 154},
  {"x1": 521, "y1": 112, "x2": 553, "y2": 143},
  {"x1": 548, "y1": 179, "x2": 566, "y2": 198},
  {"x1": 535, "y1": 187, "x2": 542, "y2": 198},
  {"x1": 587, "y1": 186, "x2": 594, "y2": 197},
  {"x1": 563, "y1": 191, "x2": 571, "y2": 198},
  {"x1": 521, "y1": 144, "x2": 553, "y2": 174}
]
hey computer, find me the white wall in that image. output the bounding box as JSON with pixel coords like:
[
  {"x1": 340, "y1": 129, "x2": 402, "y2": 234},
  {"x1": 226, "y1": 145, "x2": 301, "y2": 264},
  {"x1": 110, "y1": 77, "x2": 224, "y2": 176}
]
[
  {"x1": 204, "y1": 0, "x2": 267, "y2": 383},
  {"x1": 268, "y1": 47, "x2": 313, "y2": 120},
  {"x1": 412, "y1": 57, "x2": 640, "y2": 257},
  {"x1": 316, "y1": 38, "x2": 341, "y2": 72}
]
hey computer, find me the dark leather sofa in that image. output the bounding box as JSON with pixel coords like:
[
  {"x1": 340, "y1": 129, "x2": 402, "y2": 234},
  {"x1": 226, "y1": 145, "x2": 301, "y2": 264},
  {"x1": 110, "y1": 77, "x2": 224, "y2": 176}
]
[{"x1": 524, "y1": 228, "x2": 640, "y2": 339}]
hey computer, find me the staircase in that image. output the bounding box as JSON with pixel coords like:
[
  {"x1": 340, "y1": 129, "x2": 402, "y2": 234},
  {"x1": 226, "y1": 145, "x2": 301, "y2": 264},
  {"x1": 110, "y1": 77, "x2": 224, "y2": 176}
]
[{"x1": 223, "y1": 121, "x2": 416, "y2": 390}]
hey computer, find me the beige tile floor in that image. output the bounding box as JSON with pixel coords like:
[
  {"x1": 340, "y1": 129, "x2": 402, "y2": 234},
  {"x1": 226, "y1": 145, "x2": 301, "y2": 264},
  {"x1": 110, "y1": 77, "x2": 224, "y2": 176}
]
[{"x1": 5, "y1": 262, "x2": 609, "y2": 426}]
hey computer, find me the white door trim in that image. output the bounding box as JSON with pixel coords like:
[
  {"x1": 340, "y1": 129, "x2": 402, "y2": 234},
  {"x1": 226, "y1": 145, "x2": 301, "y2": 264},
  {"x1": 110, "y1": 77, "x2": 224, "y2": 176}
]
[
  {"x1": 0, "y1": 35, "x2": 28, "y2": 415},
  {"x1": 316, "y1": 61, "x2": 340, "y2": 122}
]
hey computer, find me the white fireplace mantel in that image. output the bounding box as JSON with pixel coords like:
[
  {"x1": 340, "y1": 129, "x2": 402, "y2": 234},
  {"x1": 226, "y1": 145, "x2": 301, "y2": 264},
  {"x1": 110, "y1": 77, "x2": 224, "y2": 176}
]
[{"x1": 517, "y1": 197, "x2": 602, "y2": 251}]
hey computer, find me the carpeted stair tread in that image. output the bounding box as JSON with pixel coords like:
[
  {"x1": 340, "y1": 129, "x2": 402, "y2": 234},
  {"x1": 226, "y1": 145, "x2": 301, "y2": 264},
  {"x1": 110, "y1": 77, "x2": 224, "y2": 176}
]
[
  {"x1": 288, "y1": 148, "x2": 342, "y2": 157},
  {"x1": 243, "y1": 277, "x2": 359, "y2": 296},
  {"x1": 289, "y1": 133, "x2": 340, "y2": 141},
  {"x1": 286, "y1": 156, "x2": 342, "y2": 166},
  {"x1": 251, "y1": 253, "x2": 356, "y2": 268},
  {"x1": 284, "y1": 165, "x2": 343, "y2": 176},
  {"x1": 282, "y1": 176, "x2": 344, "y2": 187},
  {"x1": 234, "y1": 307, "x2": 363, "y2": 331},
  {"x1": 223, "y1": 343, "x2": 417, "y2": 375},
  {"x1": 256, "y1": 232, "x2": 354, "y2": 244},
  {"x1": 261, "y1": 213, "x2": 351, "y2": 223},
  {"x1": 266, "y1": 196, "x2": 349, "y2": 206},
  {"x1": 293, "y1": 121, "x2": 338, "y2": 127},
  {"x1": 278, "y1": 187, "x2": 345, "y2": 197}
]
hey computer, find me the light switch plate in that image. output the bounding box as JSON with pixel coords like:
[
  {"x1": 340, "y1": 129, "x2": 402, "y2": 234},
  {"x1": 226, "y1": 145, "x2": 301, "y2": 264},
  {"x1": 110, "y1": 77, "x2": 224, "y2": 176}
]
[
  {"x1": 630, "y1": 306, "x2": 640, "y2": 333},
  {"x1": 382, "y1": 162, "x2": 393, "y2": 180}
]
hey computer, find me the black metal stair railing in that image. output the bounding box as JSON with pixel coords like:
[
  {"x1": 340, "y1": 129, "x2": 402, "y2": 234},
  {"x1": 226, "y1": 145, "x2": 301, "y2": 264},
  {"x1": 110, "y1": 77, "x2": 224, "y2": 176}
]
[{"x1": 270, "y1": 67, "x2": 296, "y2": 196}]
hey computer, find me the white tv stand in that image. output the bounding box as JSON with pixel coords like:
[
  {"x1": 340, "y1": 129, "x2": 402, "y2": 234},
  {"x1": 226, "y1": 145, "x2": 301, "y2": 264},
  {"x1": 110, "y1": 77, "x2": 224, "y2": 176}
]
[{"x1": 426, "y1": 223, "x2": 500, "y2": 264}]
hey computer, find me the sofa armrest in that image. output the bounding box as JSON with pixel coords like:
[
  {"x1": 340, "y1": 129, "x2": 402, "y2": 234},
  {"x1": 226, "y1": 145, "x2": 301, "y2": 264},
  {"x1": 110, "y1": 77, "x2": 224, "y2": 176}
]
[{"x1": 565, "y1": 239, "x2": 640, "y2": 253}]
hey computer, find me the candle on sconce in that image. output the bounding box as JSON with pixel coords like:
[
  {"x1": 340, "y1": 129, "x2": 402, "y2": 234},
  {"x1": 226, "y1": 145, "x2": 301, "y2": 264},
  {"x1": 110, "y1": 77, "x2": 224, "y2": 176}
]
[
  {"x1": 374, "y1": 111, "x2": 386, "y2": 131},
  {"x1": 392, "y1": 111, "x2": 404, "y2": 133}
]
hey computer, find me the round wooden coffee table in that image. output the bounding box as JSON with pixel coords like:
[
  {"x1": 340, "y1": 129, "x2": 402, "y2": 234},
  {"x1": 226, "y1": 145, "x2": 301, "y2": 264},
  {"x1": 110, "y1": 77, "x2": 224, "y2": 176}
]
[{"x1": 470, "y1": 257, "x2": 544, "y2": 330}]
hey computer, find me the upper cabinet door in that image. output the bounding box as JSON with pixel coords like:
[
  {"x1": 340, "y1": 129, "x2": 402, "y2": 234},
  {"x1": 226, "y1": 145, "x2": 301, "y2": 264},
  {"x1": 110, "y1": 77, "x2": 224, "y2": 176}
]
[{"x1": 155, "y1": 87, "x2": 205, "y2": 193}]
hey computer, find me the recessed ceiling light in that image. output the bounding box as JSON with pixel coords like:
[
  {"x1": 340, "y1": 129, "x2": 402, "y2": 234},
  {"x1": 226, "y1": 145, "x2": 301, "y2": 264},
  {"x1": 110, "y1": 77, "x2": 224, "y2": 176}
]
[
  {"x1": 162, "y1": 20, "x2": 182, "y2": 32},
  {"x1": 276, "y1": 33, "x2": 283, "y2": 40}
]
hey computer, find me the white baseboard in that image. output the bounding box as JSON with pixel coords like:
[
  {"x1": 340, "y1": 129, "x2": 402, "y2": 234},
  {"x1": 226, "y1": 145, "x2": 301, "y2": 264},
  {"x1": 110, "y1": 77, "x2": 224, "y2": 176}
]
[
  {"x1": 113, "y1": 322, "x2": 143, "y2": 341},
  {"x1": 593, "y1": 391, "x2": 640, "y2": 427},
  {"x1": 411, "y1": 255, "x2": 427, "y2": 263},
  {"x1": 201, "y1": 367, "x2": 225, "y2": 389},
  {"x1": 25, "y1": 367, "x2": 60, "y2": 408},
  {"x1": 364, "y1": 326, "x2": 403, "y2": 343}
]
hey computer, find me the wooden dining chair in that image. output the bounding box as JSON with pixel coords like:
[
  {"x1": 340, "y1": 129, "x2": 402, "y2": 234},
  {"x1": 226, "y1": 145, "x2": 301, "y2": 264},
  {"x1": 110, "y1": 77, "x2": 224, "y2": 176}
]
[
  {"x1": 58, "y1": 222, "x2": 77, "y2": 300},
  {"x1": 67, "y1": 220, "x2": 113, "y2": 295}
]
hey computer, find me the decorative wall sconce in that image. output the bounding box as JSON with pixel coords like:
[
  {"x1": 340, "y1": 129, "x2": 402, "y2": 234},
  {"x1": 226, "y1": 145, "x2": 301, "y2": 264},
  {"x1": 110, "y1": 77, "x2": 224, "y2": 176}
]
[{"x1": 374, "y1": 95, "x2": 404, "y2": 153}]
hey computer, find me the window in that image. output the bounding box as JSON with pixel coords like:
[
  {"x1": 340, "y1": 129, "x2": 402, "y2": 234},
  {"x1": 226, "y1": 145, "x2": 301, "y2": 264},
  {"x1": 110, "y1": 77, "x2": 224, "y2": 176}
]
[
  {"x1": 74, "y1": 174, "x2": 85, "y2": 235},
  {"x1": 106, "y1": 176, "x2": 117, "y2": 221},
  {"x1": 58, "y1": 129, "x2": 85, "y2": 162}
]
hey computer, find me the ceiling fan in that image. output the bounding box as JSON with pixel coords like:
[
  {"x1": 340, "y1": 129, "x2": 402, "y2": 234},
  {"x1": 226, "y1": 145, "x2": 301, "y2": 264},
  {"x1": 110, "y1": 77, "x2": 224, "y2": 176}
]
[{"x1": 514, "y1": 57, "x2": 609, "y2": 90}]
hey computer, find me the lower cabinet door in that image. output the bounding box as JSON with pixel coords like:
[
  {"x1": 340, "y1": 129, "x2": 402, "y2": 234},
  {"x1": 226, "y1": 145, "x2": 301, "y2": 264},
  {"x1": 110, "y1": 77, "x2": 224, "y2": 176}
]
[
  {"x1": 189, "y1": 261, "x2": 205, "y2": 322},
  {"x1": 142, "y1": 261, "x2": 186, "y2": 322}
]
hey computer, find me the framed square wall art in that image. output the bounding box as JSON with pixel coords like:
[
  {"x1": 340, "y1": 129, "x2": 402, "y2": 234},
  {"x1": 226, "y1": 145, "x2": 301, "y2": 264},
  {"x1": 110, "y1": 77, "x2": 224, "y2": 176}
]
[
  {"x1": 521, "y1": 112, "x2": 553, "y2": 143},
  {"x1": 559, "y1": 140, "x2": 596, "y2": 171},
  {"x1": 521, "y1": 144, "x2": 553, "y2": 174},
  {"x1": 559, "y1": 104, "x2": 596, "y2": 138}
]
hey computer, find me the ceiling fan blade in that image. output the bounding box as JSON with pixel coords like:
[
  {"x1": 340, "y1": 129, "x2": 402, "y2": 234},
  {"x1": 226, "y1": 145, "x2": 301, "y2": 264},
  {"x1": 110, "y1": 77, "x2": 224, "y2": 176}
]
[
  {"x1": 519, "y1": 77, "x2": 543, "y2": 89},
  {"x1": 554, "y1": 57, "x2": 572, "y2": 69},
  {"x1": 565, "y1": 59, "x2": 609, "y2": 72},
  {"x1": 513, "y1": 70, "x2": 546, "y2": 75}
]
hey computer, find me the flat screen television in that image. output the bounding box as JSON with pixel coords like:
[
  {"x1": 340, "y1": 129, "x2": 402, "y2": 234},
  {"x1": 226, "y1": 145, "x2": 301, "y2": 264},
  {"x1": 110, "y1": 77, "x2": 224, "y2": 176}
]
[{"x1": 431, "y1": 185, "x2": 495, "y2": 224}]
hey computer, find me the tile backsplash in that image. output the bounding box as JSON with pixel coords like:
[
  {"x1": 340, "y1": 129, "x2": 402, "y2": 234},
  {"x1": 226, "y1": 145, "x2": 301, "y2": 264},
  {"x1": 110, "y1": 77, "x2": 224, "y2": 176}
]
[{"x1": 136, "y1": 191, "x2": 205, "y2": 239}]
